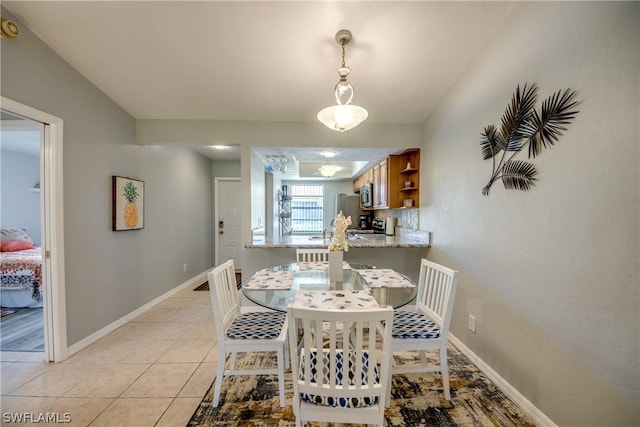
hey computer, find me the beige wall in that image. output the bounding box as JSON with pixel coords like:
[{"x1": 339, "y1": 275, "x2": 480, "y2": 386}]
[{"x1": 420, "y1": 2, "x2": 639, "y2": 426}]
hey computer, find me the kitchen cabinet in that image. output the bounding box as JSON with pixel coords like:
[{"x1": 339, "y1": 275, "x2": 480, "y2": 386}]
[
  {"x1": 353, "y1": 168, "x2": 373, "y2": 193},
  {"x1": 353, "y1": 148, "x2": 420, "y2": 209},
  {"x1": 376, "y1": 158, "x2": 388, "y2": 208},
  {"x1": 372, "y1": 164, "x2": 380, "y2": 205},
  {"x1": 388, "y1": 148, "x2": 420, "y2": 208}
]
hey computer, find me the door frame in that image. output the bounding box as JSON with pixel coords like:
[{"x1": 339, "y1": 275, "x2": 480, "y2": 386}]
[
  {"x1": 214, "y1": 177, "x2": 241, "y2": 269},
  {"x1": 1, "y1": 96, "x2": 67, "y2": 362}
]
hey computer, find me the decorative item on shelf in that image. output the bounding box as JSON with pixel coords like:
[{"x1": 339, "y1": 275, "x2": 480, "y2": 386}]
[
  {"x1": 403, "y1": 199, "x2": 414, "y2": 208},
  {"x1": 404, "y1": 180, "x2": 413, "y2": 188},
  {"x1": 480, "y1": 83, "x2": 579, "y2": 196},
  {"x1": 317, "y1": 29, "x2": 368, "y2": 132},
  {"x1": 266, "y1": 155, "x2": 289, "y2": 173},
  {"x1": 406, "y1": 162, "x2": 412, "y2": 170},
  {"x1": 328, "y1": 211, "x2": 351, "y2": 282}
]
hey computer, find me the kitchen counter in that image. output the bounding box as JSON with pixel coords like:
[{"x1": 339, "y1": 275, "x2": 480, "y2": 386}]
[{"x1": 246, "y1": 229, "x2": 432, "y2": 249}]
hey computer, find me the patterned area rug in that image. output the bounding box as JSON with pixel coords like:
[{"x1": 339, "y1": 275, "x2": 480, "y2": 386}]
[{"x1": 188, "y1": 344, "x2": 536, "y2": 426}]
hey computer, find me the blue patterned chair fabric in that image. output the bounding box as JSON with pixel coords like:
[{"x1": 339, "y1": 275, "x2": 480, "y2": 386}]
[
  {"x1": 226, "y1": 311, "x2": 286, "y2": 340},
  {"x1": 299, "y1": 349, "x2": 379, "y2": 408},
  {"x1": 392, "y1": 311, "x2": 441, "y2": 339}
]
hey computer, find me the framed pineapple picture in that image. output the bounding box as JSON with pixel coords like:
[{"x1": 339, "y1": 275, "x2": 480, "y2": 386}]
[{"x1": 112, "y1": 176, "x2": 144, "y2": 231}]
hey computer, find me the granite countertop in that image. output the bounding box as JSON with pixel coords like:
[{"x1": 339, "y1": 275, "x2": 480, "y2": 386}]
[{"x1": 246, "y1": 229, "x2": 432, "y2": 249}]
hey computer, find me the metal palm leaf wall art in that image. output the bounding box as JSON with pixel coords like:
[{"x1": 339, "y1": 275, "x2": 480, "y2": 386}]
[{"x1": 480, "y1": 83, "x2": 580, "y2": 196}]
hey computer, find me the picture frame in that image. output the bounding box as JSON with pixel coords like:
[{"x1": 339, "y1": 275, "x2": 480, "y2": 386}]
[{"x1": 112, "y1": 176, "x2": 144, "y2": 231}]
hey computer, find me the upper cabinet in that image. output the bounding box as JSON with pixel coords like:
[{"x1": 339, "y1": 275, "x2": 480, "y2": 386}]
[
  {"x1": 353, "y1": 148, "x2": 420, "y2": 209},
  {"x1": 387, "y1": 148, "x2": 420, "y2": 209},
  {"x1": 373, "y1": 158, "x2": 388, "y2": 208},
  {"x1": 353, "y1": 168, "x2": 373, "y2": 193}
]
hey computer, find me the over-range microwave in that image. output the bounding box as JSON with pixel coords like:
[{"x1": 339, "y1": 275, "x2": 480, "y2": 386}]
[{"x1": 360, "y1": 183, "x2": 373, "y2": 208}]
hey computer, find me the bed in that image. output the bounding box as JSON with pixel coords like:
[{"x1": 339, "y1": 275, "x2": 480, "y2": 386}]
[
  {"x1": 0, "y1": 247, "x2": 43, "y2": 308},
  {"x1": 1, "y1": 228, "x2": 43, "y2": 308}
]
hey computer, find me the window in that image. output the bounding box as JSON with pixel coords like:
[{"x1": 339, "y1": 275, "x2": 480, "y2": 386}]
[{"x1": 289, "y1": 184, "x2": 324, "y2": 234}]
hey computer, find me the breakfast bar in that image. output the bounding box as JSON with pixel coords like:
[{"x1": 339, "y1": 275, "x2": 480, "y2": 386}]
[
  {"x1": 245, "y1": 230, "x2": 432, "y2": 249},
  {"x1": 244, "y1": 230, "x2": 432, "y2": 284}
]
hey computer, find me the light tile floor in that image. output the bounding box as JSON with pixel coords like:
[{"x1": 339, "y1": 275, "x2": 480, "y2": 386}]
[{"x1": 0, "y1": 286, "x2": 217, "y2": 426}]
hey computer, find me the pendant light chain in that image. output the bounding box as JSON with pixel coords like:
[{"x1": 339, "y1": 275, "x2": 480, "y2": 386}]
[{"x1": 341, "y1": 42, "x2": 347, "y2": 68}]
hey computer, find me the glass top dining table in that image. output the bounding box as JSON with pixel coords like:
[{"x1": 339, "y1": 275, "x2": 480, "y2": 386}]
[{"x1": 241, "y1": 262, "x2": 417, "y2": 313}]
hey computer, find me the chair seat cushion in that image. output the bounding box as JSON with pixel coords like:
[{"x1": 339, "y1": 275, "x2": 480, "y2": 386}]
[
  {"x1": 392, "y1": 311, "x2": 440, "y2": 339},
  {"x1": 226, "y1": 311, "x2": 285, "y2": 340},
  {"x1": 299, "y1": 348, "x2": 379, "y2": 408}
]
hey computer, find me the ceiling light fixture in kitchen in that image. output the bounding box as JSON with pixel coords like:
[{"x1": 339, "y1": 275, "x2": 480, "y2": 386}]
[
  {"x1": 319, "y1": 165, "x2": 339, "y2": 177},
  {"x1": 320, "y1": 150, "x2": 339, "y2": 158},
  {"x1": 317, "y1": 29, "x2": 368, "y2": 132}
]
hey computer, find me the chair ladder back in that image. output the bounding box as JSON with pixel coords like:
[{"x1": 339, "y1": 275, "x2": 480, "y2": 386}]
[
  {"x1": 296, "y1": 249, "x2": 330, "y2": 263},
  {"x1": 289, "y1": 306, "x2": 393, "y2": 406},
  {"x1": 418, "y1": 259, "x2": 459, "y2": 329},
  {"x1": 208, "y1": 260, "x2": 240, "y2": 336},
  {"x1": 430, "y1": 269, "x2": 448, "y2": 318}
]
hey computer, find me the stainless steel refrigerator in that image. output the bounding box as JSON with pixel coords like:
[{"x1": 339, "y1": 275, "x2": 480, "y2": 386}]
[{"x1": 334, "y1": 194, "x2": 367, "y2": 227}]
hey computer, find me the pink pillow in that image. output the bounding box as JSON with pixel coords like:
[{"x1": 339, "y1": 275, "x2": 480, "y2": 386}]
[{"x1": 0, "y1": 240, "x2": 35, "y2": 252}]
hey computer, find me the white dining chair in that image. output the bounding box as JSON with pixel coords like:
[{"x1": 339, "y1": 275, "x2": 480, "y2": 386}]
[
  {"x1": 296, "y1": 248, "x2": 330, "y2": 262},
  {"x1": 388, "y1": 258, "x2": 458, "y2": 401},
  {"x1": 208, "y1": 259, "x2": 289, "y2": 407},
  {"x1": 287, "y1": 304, "x2": 393, "y2": 427}
]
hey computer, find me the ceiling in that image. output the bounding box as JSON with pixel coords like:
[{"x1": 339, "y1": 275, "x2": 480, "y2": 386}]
[
  {"x1": 252, "y1": 146, "x2": 397, "y2": 180},
  {"x1": 2, "y1": 1, "x2": 516, "y2": 175}
]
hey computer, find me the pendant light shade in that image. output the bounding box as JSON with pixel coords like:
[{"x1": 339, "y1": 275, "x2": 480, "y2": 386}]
[
  {"x1": 317, "y1": 29, "x2": 368, "y2": 132},
  {"x1": 317, "y1": 104, "x2": 368, "y2": 132}
]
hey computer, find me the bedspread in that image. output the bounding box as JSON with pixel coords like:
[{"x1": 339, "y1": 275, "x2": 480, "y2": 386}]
[{"x1": 0, "y1": 247, "x2": 43, "y2": 301}]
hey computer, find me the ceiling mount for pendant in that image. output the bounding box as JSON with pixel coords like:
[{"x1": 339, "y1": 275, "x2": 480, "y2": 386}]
[{"x1": 335, "y1": 29, "x2": 352, "y2": 46}]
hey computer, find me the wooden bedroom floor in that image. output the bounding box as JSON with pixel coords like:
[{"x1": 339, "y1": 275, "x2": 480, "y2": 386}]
[{"x1": 0, "y1": 307, "x2": 44, "y2": 352}]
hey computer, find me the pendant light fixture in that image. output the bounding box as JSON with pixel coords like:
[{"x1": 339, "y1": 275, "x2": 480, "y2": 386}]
[{"x1": 317, "y1": 29, "x2": 368, "y2": 132}]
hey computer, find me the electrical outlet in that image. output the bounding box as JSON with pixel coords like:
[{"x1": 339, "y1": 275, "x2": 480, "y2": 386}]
[
  {"x1": 183, "y1": 264, "x2": 187, "y2": 272},
  {"x1": 468, "y1": 315, "x2": 476, "y2": 333}
]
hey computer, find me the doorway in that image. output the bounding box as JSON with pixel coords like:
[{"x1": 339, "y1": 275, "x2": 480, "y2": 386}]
[
  {"x1": 0, "y1": 112, "x2": 45, "y2": 354},
  {"x1": 0, "y1": 97, "x2": 66, "y2": 362},
  {"x1": 214, "y1": 178, "x2": 241, "y2": 271}
]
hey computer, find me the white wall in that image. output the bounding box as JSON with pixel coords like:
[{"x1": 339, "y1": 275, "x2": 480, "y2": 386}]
[
  {"x1": 420, "y1": 2, "x2": 639, "y2": 426},
  {"x1": 0, "y1": 150, "x2": 41, "y2": 245},
  {"x1": 249, "y1": 149, "x2": 266, "y2": 231},
  {"x1": 267, "y1": 172, "x2": 281, "y2": 237}
]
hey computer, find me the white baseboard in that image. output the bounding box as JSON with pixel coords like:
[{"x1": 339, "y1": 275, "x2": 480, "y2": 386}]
[
  {"x1": 66, "y1": 270, "x2": 210, "y2": 358},
  {"x1": 449, "y1": 334, "x2": 557, "y2": 427}
]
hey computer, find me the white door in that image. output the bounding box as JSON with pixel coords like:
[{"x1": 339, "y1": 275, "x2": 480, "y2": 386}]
[{"x1": 215, "y1": 178, "x2": 241, "y2": 270}]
